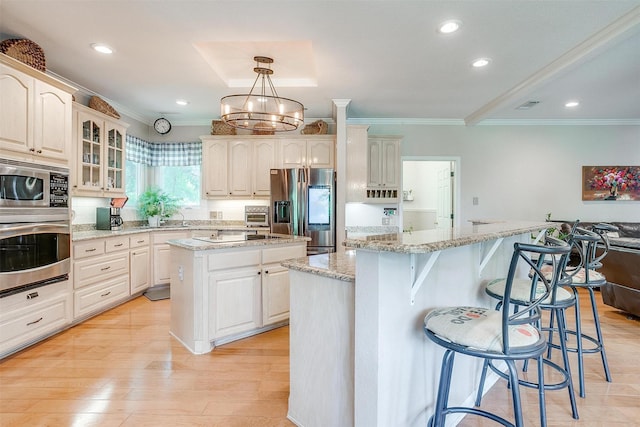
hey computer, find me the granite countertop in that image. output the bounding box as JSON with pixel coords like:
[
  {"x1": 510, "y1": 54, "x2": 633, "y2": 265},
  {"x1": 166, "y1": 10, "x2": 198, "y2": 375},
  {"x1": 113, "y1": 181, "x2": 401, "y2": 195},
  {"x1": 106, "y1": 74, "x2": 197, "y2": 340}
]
[
  {"x1": 72, "y1": 225, "x2": 269, "y2": 242},
  {"x1": 282, "y1": 250, "x2": 356, "y2": 282},
  {"x1": 343, "y1": 220, "x2": 551, "y2": 254},
  {"x1": 166, "y1": 233, "x2": 310, "y2": 251}
]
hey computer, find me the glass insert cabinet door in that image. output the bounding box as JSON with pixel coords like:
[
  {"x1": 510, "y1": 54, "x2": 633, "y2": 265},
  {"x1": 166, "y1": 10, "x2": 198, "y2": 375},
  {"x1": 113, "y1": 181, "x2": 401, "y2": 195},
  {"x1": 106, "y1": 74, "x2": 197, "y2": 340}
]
[
  {"x1": 80, "y1": 118, "x2": 103, "y2": 189},
  {"x1": 106, "y1": 126, "x2": 123, "y2": 191}
]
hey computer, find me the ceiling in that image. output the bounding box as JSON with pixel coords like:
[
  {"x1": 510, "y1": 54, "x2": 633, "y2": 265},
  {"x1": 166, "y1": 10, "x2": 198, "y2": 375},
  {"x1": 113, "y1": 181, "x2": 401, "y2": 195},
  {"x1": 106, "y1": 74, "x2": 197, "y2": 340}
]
[{"x1": 2, "y1": 1, "x2": 640, "y2": 126}]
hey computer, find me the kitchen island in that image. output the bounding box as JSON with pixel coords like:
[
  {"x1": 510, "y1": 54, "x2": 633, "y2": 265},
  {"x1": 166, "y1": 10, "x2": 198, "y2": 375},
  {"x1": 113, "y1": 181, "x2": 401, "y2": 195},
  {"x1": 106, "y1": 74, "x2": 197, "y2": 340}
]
[
  {"x1": 284, "y1": 221, "x2": 551, "y2": 427},
  {"x1": 167, "y1": 233, "x2": 308, "y2": 354}
]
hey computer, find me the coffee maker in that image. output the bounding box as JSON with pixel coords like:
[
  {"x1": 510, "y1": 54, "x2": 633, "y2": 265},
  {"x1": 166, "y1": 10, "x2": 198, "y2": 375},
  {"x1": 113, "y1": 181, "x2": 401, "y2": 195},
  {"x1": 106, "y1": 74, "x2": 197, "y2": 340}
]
[{"x1": 96, "y1": 207, "x2": 124, "y2": 231}]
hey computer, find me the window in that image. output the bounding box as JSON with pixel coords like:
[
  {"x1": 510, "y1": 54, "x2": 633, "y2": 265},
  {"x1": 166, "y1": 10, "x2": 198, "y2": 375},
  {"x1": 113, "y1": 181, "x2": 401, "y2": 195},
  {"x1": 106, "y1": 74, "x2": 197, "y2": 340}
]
[{"x1": 126, "y1": 136, "x2": 202, "y2": 208}]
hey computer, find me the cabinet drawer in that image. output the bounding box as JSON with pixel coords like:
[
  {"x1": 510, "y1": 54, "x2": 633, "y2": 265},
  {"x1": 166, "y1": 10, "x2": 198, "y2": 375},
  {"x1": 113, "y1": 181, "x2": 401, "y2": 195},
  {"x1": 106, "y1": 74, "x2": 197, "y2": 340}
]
[
  {"x1": 74, "y1": 275, "x2": 129, "y2": 318},
  {"x1": 262, "y1": 244, "x2": 306, "y2": 264},
  {"x1": 74, "y1": 252, "x2": 129, "y2": 288},
  {"x1": 0, "y1": 294, "x2": 70, "y2": 353},
  {"x1": 207, "y1": 249, "x2": 261, "y2": 271},
  {"x1": 130, "y1": 233, "x2": 150, "y2": 248},
  {"x1": 73, "y1": 240, "x2": 105, "y2": 259},
  {"x1": 105, "y1": 236, "x2": 129, "y2": 252},
  {"x1": 0, "y1": 280, "x2": 70, "y2": 313}
]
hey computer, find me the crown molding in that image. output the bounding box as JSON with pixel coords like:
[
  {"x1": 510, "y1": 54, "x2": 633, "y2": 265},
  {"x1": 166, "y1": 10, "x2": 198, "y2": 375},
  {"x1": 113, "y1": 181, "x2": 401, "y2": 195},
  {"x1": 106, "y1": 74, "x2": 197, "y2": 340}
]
[
  {"x1": 347, "y1": 117, "x2": 640, "y2": 126},
  {"x1": 347, "y1": 118, "x2": 465, "y2": 126}
]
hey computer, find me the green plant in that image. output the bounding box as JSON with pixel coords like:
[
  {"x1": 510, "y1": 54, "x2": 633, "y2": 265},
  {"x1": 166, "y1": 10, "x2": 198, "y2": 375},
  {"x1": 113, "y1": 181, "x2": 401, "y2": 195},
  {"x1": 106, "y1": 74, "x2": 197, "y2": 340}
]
[{"x1": 138, "y1": 187, "x2": 181, "y2": 219}]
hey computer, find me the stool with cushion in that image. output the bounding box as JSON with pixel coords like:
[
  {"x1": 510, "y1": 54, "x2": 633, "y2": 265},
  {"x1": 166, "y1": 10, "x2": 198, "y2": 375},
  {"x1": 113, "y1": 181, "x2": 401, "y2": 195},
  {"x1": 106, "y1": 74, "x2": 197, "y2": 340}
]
[
  {"x1": 423, "y1": 238, "x2": 570, "y2": 427},
  {"x1": 477, "y1": 233, "x2": 580, "y2": 422}
]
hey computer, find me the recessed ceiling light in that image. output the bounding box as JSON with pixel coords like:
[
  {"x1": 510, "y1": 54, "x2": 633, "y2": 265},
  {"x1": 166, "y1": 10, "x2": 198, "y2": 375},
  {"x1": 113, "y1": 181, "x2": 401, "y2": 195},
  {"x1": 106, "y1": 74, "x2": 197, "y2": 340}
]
[
  {"x1": 472, "y1": 58, "x2": 491, "y2": 68},
  {"x1": 91, "y1": 43, "x2": 113, "y2": 54},
  {"x1": 565, "y1": 101, "x2": 580, "y2": 108},
  {"x1": 438, "y1": 20, "x2": 462, "y2": 34},
  {"x1": 176, "y1": 99, "x2": 189, "y2": 106}
]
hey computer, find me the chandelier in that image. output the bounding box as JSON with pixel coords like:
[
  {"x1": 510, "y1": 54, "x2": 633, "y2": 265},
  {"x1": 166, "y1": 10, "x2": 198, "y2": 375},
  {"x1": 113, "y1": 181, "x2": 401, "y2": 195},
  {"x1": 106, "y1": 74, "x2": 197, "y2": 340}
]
[{"x1": 220, "y1": 56, "x2": 304, "y2": 132}]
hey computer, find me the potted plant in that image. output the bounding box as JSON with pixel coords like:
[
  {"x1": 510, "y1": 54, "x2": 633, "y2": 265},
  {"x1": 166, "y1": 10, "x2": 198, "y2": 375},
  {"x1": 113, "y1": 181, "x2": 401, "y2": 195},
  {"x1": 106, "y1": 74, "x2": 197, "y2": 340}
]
[{"x1": 138, "y1": 187, "x2": 180, "y2": 227}]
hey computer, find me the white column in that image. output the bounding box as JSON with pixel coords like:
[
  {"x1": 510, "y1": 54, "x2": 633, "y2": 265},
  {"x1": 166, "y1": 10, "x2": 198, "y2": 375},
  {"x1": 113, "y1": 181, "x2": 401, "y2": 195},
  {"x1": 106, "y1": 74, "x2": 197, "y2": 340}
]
[{"x1": 332, "y1": 99, "x2": 351, "y2": 253}]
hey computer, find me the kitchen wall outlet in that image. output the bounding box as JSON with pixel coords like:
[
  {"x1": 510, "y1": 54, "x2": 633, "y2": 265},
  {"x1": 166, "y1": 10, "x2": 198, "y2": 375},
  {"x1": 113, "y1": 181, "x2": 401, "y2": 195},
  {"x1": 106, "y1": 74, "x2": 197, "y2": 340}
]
[
  {"x1": 383, "y1": 207, "x2": 397, "y2": 216},
  {"x1": 209, "y1": 211, "x2": 217, "y2": 219},
  {"x1": 217, "y1": 211, "x2": 223, "y2": 219},
  {"x1": 472, "y1": 197, "x2": 479, "y2": 206},
  {"x1": 382, "y1": 217, "x2": 390, "y2": 225}
]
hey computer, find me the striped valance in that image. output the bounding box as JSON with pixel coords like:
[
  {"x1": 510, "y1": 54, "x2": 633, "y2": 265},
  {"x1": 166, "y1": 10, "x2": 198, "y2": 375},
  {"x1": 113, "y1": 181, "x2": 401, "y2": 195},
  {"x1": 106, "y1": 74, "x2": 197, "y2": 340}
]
[{"x1": 126, "y1": 135, "x2": 202, "y2": 166}]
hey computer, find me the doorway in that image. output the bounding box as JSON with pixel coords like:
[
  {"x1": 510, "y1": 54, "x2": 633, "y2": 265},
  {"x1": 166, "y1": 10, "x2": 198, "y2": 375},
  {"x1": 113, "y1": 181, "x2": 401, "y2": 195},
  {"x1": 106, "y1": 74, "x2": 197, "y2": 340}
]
[{"x1": 400, "y1": 157, "x2": 459, "y2": 231}]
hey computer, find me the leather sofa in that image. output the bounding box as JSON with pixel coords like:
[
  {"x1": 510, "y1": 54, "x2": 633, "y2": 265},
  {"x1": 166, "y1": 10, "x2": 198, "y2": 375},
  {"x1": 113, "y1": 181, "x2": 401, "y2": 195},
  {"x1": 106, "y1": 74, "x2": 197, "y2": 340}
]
[{"x1": 556, "y1": 221, "x2": 640, "y2": 317}]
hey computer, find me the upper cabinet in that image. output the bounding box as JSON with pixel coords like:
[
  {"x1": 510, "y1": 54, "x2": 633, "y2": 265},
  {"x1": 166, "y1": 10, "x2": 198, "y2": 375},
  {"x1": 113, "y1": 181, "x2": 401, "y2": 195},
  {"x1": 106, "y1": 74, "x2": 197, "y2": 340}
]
[
  {"x1": 0, "y1": 54, "x2": 75, "y2": 167},
  {"x1": 71, "y1": 103, "x2": 129, "y2": 197},
  {"x1": 201, "y1": 135, "x2": 334, "y2": 199},
  {"x1": 281, "y1": 136, "x2": 334, "y2": 169},
  {"x1": 345, "y1": 126, "x2": 401, "y2": 203}
]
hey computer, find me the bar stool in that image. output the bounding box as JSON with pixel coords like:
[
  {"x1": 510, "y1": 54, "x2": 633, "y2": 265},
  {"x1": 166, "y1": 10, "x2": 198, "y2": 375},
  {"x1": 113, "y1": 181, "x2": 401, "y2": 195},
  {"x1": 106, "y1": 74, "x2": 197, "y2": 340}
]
[
  {"x1": 477, "y1": 233, "x2": 579, "y2": 423},
  {"x1": 423, "y1": 238, "x2": 570, "y2": 427},
  {"x1": 560, "y1": 224, "x2": 616, "y2": 398}
]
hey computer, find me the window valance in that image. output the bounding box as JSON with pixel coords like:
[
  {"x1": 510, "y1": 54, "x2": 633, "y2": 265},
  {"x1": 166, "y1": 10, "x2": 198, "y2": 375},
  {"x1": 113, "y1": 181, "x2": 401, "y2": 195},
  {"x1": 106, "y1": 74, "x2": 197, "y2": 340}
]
[{"x1": 126, "y1": 135, "x2": 202, "y2": 166}]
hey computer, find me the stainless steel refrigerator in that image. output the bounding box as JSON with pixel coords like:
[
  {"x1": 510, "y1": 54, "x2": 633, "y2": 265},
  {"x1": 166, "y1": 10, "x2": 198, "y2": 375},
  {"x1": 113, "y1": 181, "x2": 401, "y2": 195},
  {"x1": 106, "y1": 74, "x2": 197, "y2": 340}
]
[{"x1": 270, "y1": 168, "x2": 336, "y2": 255}]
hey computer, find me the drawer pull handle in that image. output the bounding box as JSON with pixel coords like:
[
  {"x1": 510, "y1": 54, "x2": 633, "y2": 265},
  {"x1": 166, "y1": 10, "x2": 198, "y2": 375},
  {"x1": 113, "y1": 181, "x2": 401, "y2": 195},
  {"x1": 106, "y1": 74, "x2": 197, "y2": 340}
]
[
  {"x1": 101, "y1": 291, "x2": 111, "y2": 297},
  {"x1": 137, "y1": 240, "x2": 145, "y2": 244},
  {"x1": 27, "y1": 317, "x2": 43, "y2": 326},
  {"x1": 85, "y1": 248, "x2": 97, "y2": 252},
  {"x1": 26, "y1": 292, "x2": 39, "y2": 300},
  {"x1": 101, "y1": 266, "x2": 111, "y2": 271},
  {"x1": 114, "y1": 243, "x2": 124, "y2": 247}
]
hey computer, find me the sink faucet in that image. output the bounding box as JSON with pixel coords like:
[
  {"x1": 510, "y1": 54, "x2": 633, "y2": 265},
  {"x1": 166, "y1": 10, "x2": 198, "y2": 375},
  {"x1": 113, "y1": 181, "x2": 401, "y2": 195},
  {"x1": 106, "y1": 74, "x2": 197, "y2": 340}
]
[{"x1": 178, "y1": 211, "x2": 187, "y2": 226}]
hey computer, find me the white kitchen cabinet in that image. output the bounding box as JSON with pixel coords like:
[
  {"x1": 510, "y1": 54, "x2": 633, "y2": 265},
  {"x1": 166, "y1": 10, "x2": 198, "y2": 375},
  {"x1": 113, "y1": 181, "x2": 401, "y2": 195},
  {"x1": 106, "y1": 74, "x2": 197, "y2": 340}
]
[
  {"x1": 152, "y1": 231, "x2": 189, "y2": 286},
  {"x1": 72, "y1": 236, "x2": 130, "y2": 319},
  {"x1": 170, "y1": 241, "x2": 306, "y2": 353},
  {"x1": 130, "y1": 234, "x2": 150, "y2": 294},
  {"x1": 202, "y1": 139, "x2": 228, "y2": 197},
  {"x1": 202, "y1": 137, "x2": 278, "y2": 198},
  {"x1": 208, "y1": 266, "x2": 262, "y2": 340},
  {"x1": 252, "y1": 139, "x2": 279, "y2": 196},
  {"x1": 0, "y1": 280, "x2": 72, "y2": 358},
  {"x1": 71, "y1": 103, "x2": 128, "y2": 197},
  {"x1": 346, "y1": 125, "x2": 369, "y2": 203},
  {"x1": 281, "y1": 137, "x2": 334, "y2": 169},
  {"x1": 366, "y1": 136, "x2": 401, "y2": 202},
  {"x1": 0, "y1": 53, "x2": 75, "y2": 167}
]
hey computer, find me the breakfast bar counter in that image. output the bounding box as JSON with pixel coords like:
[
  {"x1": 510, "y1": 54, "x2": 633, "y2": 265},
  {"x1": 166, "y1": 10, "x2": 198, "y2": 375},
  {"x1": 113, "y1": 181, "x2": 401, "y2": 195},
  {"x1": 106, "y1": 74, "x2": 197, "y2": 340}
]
[{"x1": 285, "y1": 221, "x2": 550, "y2": 427}]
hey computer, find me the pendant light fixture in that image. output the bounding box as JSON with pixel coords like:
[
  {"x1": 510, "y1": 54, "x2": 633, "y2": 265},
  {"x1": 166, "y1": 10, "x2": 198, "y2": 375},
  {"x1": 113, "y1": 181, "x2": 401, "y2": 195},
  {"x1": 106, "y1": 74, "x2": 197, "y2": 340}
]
[{"x1": 220, "y1": 56, "x2": 304, "y2": 132}]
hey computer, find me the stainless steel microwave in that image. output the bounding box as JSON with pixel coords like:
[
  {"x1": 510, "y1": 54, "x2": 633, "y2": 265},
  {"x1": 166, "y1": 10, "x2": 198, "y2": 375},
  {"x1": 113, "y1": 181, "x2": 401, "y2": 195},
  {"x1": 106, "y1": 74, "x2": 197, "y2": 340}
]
[{"x1": 0, "y1": 159, "x2": 69, "y2": 223}]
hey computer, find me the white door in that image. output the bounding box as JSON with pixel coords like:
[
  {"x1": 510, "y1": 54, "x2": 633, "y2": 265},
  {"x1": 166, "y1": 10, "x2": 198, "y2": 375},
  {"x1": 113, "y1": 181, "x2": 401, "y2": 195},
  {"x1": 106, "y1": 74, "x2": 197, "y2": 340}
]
[{"x1": 436, "y1": 162, "x2": 453, "y2": 229}]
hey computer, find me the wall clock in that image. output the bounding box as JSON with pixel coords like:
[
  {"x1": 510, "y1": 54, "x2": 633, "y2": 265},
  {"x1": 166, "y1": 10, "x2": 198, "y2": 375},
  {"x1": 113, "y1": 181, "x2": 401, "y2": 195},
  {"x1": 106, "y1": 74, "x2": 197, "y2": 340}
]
[{"x1": 154, "y1": 117, "x2": 172, "y2": 135}]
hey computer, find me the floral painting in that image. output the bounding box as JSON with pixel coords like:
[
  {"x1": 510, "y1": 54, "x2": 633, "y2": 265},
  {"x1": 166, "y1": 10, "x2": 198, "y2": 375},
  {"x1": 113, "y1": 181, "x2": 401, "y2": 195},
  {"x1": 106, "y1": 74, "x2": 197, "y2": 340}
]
[{"x1": 582, "y1": 166, "x2": 640, "y2": 201}]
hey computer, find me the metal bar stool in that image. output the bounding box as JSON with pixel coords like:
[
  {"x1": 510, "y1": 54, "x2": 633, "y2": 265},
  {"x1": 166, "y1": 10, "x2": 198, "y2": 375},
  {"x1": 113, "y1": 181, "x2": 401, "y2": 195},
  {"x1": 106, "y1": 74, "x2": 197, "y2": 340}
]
[
  {"x1": 423, "y1": 238, "x2": 571, "y2": 427},
  {"x1": 476, "y1": 234, "x2": 579, "y2": 424},
  {"x1": 559, "y1": 224, "x2": 616, "y2": 398}
]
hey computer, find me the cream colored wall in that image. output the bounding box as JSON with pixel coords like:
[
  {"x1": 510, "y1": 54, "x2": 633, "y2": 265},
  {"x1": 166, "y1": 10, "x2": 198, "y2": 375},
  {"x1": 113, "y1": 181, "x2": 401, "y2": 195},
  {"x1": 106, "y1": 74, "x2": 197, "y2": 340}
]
[{"x1": 367, "y1": 123, "x2": 640, "y2": 224}]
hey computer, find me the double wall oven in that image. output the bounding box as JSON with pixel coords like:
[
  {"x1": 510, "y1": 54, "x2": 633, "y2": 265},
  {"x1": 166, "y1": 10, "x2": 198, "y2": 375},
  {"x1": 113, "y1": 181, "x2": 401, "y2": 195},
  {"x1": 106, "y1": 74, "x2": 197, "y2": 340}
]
[{"x1": 0, "y1": 159, "x2": 70, "y2": 297}]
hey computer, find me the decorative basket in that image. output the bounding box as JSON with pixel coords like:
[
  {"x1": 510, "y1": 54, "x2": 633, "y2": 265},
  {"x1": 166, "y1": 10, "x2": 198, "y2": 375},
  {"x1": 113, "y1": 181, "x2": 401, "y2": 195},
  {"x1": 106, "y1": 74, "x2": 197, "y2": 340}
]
[
  {"x1": 0, "y1": 38, "x2": 46, "y2": 72},
  {"x1": 252, "y1": 121, "x2": 275, "y2": 136},
  {"x1": 301, "y1": 120, "x2": 328, "y2": 135},
  {"x1": 211, "y1": 120, "x2": 237, "y2": 135},
  {"x1": 88, "y1": 96, "x2": 120, "y2": 119}
]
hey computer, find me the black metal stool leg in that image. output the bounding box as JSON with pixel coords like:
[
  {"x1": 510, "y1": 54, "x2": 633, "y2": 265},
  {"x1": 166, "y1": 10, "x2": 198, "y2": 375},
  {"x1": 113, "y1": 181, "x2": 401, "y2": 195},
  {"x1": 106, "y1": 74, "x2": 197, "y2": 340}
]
[{"x1": 588, "y1": 287, "x2": 612, "y2": 382}]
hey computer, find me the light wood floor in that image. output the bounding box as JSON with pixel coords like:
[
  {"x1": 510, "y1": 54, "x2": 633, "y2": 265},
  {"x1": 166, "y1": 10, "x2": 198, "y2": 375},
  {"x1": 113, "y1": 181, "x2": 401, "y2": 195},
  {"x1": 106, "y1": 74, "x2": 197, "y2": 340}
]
[{"x1": 1, "y1": 289, "x2": 639, "y2": 426}]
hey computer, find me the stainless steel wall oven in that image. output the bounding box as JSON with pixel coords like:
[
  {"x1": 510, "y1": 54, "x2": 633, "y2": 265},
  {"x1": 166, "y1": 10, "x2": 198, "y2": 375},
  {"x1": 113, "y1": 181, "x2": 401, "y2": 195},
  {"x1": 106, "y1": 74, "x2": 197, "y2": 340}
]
[{"x1": 0, "y1": 159, "x2": 70, "y2": 297}]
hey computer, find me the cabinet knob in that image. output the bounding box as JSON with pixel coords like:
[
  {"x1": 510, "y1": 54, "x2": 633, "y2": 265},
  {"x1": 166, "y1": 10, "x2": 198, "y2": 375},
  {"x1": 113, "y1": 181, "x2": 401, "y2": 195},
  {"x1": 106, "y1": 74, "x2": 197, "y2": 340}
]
[
  {"x1": 265, "y1": 270, "x2": 269, "y2": 274},
  {"x1": 29, "y1": 148, "x2": 35, "y2": 152},
  {"x1": 36, "y1": 150, "x2": 42, "y2": 154},
  {"x1": 257, "y1": 271, "x2": 261, "y2": 275}
]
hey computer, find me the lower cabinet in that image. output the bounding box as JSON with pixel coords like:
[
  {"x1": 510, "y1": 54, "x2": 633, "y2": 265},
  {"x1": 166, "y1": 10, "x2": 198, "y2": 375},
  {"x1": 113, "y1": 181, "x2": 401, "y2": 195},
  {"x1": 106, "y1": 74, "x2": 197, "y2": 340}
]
[
  {"x1": 130, "y1": 234, "x2": 150, "y2": 294},
  {"x1": 208, "y1": 266, "x2": 262, "y2": 340},
  {"x1": 73, "y1": 236, "x2": 131, "y2": 319},
  {"x1": 0, "y1": 280, "x2": 72, "y2": 358},
  {"x1": 152, "y1": 231, "x2": 188, "y2": 286},
  {"x1": 262, "y1": 263, "x2": 291, "y2": 325}
]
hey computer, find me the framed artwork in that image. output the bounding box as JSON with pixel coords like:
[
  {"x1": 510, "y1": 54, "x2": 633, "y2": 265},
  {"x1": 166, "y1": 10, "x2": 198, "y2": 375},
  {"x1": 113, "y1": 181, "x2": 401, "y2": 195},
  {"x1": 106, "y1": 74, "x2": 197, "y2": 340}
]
[{"x1": 582, "y1": 166, "x2": 640, "y2": 201}]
